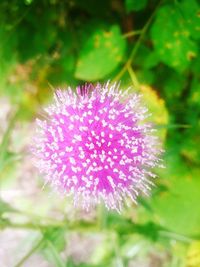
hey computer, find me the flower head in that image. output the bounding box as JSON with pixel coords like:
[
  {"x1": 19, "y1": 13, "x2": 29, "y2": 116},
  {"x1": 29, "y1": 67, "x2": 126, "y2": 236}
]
[{"x1": 32, "y1": 82, "x2": 162, "y2": 212}]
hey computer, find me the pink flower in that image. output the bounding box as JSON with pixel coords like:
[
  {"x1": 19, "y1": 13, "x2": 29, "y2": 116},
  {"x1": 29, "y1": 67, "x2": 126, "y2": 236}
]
[{"x1": 32, "y1": 82, "x2": 162, "y2": 212}]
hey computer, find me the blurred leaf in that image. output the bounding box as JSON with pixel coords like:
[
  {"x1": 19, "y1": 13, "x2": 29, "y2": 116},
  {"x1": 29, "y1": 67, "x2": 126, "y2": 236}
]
[
  {"x1": 73, "y1": 0, "x2": 110, "y2": 16},
  {"x1": 170, "y1": 242, "x2": 187, "y2": 267},
  {"x1": 137, "y1": 69, "x2": 155, "y2": 85},
  {"x1": 180, "y1": 128, "x2": 200, "y2": 166},
  {"x1": 125, "y1": 0, "x2": 148, "y2": 12},
  {"x1": 105, "y1": 212, "x2": 134, "y2": 235},
  {"x1": 75, "y1": 24, "x2": 126, "y2": 81},
  {"x1": 0, "y1": 28, "x2": 17, "y2": 93},
  {"x1": 151, "y1": 4, "x2": 198, "y2": 71},
  {"x1": 48, "y1": 33, "x2": 76, "y2": 85},
  {"x1": 90, "y1": 235, "x2": 114, "y2": 265},
  {"x1": 42, "y1": 227, "x2": 66, "y2": 267},
  {"x1": 14, "y1": 237, "x2": 45, "y2": 267},
  {"x1": 0, "y1": 151, "x2": 19, "y2": 173},
  {"x1": 0, "y1": 110, "x2": 18, "y2": 166},
  {"x1": 191, "y1": 55, "x2": 200, "y2": 76},
  {"x1": 180, "y1": 77, "x2": 200, "y2": 165},
  {"x1": 43, "y1": 241, "x2": 66, "y2": 267},
  {"x1": 135, "y1": 222, "x2": 162, "y2": 241},
  {"x1": 186, "y1": 241, "x2": 200, "y2": 267},
  {"x1": 17, "y1": 9, "x2": 58, "y2": 61},
  {"x1": 162, "y1": 70, "x2": 186, "y2": 101},
  {"x1": 189, "y1": 77, "x2": 200, "y2": 108},
  {"x1": 134, "y1": 45, "x2": 160, "y2": 76},
  {"x1": 65, "y1": 258, "x2": 76, "y2": 267},
  {"x1": 140, "y1": 85, "x2": 169, "y2": 140},
  {"x1": 0, "y1": 217, "x2": 12, "y2": 229},
  {"x1": 0, "y1": 198, "x2": 16, "y2": 215},
  {"x1": 179, "y1": 0, "x2": 200, "y2": 40},
  {"x1": 120, "y1": 235, "x2": 145, "y2": 259},
  {"x1": 143, "y1": 51, "x2": 160, "y2": 69},
  {"x1": 43, "y1": 227, "x2": 66, "y2": 252},
  {"x1": 151, "y1": 162, "x2": 200, "y2": 236}
]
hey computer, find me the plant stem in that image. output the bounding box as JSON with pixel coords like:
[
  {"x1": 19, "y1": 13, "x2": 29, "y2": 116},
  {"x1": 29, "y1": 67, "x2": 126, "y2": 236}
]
[
  {"x1": 113, "y1": 0, "x2": 163, "y2": 82},
  {"x1": 46, "y1": 240, "x2": 66, "y2": 267},
  {"x1": 0, "y1": 109, "x2": 18, "y2": 163},
  {"x1": 159, "y1": 230, "x2": 194, "y2": 243},
  {"x1": 123, "y1": 30, "x2": 142, "y2": 38},
  {"x1": 156, "y1": 123, "x2": 191, "y2": 129},
  {"x1": 14, "y1": 238, "x2": 44, "y2": 267},
  {"x1": 127, "y1": 65, "x2": 140, "y2": 89},
  {"x1": 15, "y1": 208, "x2": 67, "y2": 226},
  {"x1": 98, "y1": 203, "x2": 107, "y2": 230},
  {"x1": 3, "y1": 220, "x2": 66, "y2": 231},
  {"x1": 2, "y1": 218, "x2": 197, "y2": 245},
  {"x1": 2, "y1": 219, "x2": 98, "y2": 233}
]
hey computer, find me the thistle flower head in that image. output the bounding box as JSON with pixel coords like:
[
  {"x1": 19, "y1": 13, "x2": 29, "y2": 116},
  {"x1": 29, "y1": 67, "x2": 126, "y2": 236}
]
[{"x1": 32, "y1": 82, "x2": 162, "y2": 212}]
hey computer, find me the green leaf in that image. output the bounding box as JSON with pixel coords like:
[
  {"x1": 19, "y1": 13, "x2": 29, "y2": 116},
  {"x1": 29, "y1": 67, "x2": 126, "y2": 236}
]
[
  {"x1": 73, "y1": 0, "x2": 110, "y2": 16},
  {"x1": 186, "y1": 241, "x2": 200, "y2": 267},
  {"x1": 17, "y1": 10, "x2": 58, "y2": 61},
  {"x1": 125, "y1": 0, "x2": 148, "y2": 12},
  {"x1": 151, "y1": 4, "x2": 198, "y2": 71},
  {"x1": 151, "y1": 157, "x2": 200, "y2": 236},
  {"x1": 90, "y1": 235, "x2": 114, "y2": 265},
  {"x1": 189, "y1": 77, "x2": 200, "y2": 107},
  {"x1": 48, "y1": 33, "x2": 76, "y2": 85},
  {"x1": 75, "y1": 25, "x2": 126, "y2": 81},
  {"x1": 179, "y1": 0, "x2": 200, "y2": 40},
  {"x1": 181, "y1": 136, "x2": 200, "y2": 165},
  {"x1": 134, "y1": 45, "x2": 160, "y2": 69},
  {"x1": 43, "y1": 227, "x2": 66, "y2": 252},
  {"x1": 137, "y1": 69, "x2": 155, "y2": 85},
  {"x1": 139, "y1": 85, "x2": 169, "y2": 141},
  {"x1": 105, "y1": 212, "x2": 135, "y2": 235},
  {"x1": 0, "y1": 28, "x2": 17, "y2": 93},
  {"x1": 42, "y1": 227, "x2": 66, "y2": 267},
  {"x1": 0, "y1": 198, "x2": 16, "y2": 215},
  {"x1": 163, "y1": 70, "x2": 186, "y2": 101}
]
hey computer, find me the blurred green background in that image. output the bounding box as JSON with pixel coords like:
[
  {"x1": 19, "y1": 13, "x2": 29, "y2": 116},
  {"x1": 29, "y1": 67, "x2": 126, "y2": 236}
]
[{"x1": 0, "y1": 0, "x2": 200, "y2": 266}]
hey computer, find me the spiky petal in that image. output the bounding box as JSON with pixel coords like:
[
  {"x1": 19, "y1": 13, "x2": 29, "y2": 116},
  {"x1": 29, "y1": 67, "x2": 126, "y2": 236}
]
[{"x1": 32, "y1": 82, "x2": 162, "y2": 212}]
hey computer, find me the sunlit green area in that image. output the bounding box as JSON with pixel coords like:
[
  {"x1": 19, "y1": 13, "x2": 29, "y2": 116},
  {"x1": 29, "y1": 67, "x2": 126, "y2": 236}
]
[{"x1": 0, "y1": 0, "x2": 200, "y2": 266}]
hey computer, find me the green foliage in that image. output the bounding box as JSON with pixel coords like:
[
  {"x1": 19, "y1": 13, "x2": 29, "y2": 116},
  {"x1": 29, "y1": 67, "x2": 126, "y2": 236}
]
[
  {"x1": 0, "y1": 0, "x2": 200, "y2": 266},
  {"x1": 125, "y1": 0, "x2": 148, "y2": 12},
  {"x1": 152, "y1": 161, "x2": 200, "y2": 236},
  {"x1": 43, "y1": 227, "x2": 66, "y2": 252},
  {"x1": 75, "y1": 24, "x2": 126, "y2": 81},
  {"x1": 151, "y1": 2, "x2": 198, "y2": 71},
  {"x1": 0, "y1": 198, "x2": 16, "y2": 215}
]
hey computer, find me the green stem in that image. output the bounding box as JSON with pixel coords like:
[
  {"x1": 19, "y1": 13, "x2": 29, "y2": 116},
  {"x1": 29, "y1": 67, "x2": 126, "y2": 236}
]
[
  {"x1": 159, "y1": 230, "x2": 194, "y2": 243},
  {"x1": 114, "y1": 234, "x2": 124, "y2": 267},
  {"x1": 0, "y1": 109, "x2": 18, "y2": 162},
  {"x1": 127, "y1": 65, "x2": 140, "y2": 89},
  {"x1": 14, "y1": 238, "x2": 44, "y2": 267},
  {"x1": 2, "y1": 220, "x2": 66, "y2": 231},
  {"x1": 113, "y1": 0, "x2": 163, "y2": 82},
  {"x1": 15, "y1": 208, "x2": 67, "y2": 226},
  {"x1": 0, "y1": 106, "x2": 24, "y2": 173},
  {"x1": 46, "y1": 240, "x2": 66, "y2": 267},
  {"x1": 2, "y1": 219, "x2": 98, "y2": 233},
  {"x1": 2, "y1": 219, "x2": 197, "y2": 244},
  {"x1": 156, "y1": 124, "x2": 191, "y2": 129},
  {"x1": 123, "y1": 30, "x2": 142, "y2": 38},
  {"x1": 98, "y1": 203, "x2": 107, "y2": 230}
]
